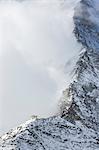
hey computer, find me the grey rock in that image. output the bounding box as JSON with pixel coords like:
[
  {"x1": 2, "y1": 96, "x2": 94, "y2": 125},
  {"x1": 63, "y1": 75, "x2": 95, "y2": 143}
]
[{"x1": 1, "y1": 0, "x2": 99, "y2": 149}]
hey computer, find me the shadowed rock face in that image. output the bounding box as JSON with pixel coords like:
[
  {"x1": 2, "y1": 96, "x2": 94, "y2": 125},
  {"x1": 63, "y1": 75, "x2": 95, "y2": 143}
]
[{"x1": 0, "y1": 0, "x2": 99, "y2": 149}]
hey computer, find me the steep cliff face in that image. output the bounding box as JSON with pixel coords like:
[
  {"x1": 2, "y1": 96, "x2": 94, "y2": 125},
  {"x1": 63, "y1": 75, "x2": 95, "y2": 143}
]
[
  {"x1": 62, "y1": 0, "x2": 99, "y2": 128},
  {"x1": 1, "y1": 0, "x2": 99, "y2": 149}
]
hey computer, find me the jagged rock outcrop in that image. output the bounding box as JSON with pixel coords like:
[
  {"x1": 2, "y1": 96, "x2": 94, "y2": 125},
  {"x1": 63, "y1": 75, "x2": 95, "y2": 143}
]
[{"x1": 0, "y1": 0, "x2": 99, "y2": 149}]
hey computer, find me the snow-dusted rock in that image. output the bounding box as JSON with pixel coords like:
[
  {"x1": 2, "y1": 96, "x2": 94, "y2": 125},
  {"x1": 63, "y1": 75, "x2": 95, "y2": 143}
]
[{"x1": 0, "y1": 0, "x2": 99, "y2": 149}]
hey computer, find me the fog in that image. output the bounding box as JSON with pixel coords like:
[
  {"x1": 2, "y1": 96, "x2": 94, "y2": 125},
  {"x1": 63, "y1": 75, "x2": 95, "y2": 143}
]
[{"x1": 0, "y1": 0, "x2": 81, "y2": 134}]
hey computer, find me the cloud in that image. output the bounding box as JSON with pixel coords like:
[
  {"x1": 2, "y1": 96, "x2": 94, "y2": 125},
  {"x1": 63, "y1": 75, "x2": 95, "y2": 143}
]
[{"x1": 0, "y1": 0, "x2": 81, "y2": 134}]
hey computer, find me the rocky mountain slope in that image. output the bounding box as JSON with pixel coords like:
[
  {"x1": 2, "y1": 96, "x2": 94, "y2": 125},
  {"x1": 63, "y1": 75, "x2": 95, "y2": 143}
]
[{"x1": 0, "y1": 0, "x2": 99, "y2": 149}]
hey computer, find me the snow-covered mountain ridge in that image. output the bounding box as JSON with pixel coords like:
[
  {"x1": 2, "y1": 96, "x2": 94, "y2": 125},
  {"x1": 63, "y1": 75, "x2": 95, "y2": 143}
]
[{"x1": 1, "y1": 0, "x2": 99, "y2": 149}]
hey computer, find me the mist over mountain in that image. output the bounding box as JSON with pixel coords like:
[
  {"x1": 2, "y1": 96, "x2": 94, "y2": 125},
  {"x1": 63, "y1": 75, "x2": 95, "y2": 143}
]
[
  {"x1": 0, "y1": 0, "x2": 81, "y2": 134},
  {"x1": 0, "y1": 0, "x2": 99, "y2": 149}
]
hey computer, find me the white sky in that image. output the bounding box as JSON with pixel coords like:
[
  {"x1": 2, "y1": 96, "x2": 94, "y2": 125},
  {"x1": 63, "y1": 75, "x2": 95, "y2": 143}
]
[{"x1": 0, "y1": 0, "x2": 81, "y2": 135}]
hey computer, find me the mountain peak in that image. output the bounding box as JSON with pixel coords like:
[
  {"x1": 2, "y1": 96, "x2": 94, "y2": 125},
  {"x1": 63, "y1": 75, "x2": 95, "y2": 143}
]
[{"x1": 1, "y1": 0, "x2": 99, "y2": 149}]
